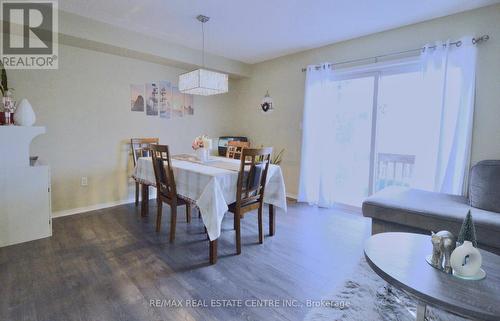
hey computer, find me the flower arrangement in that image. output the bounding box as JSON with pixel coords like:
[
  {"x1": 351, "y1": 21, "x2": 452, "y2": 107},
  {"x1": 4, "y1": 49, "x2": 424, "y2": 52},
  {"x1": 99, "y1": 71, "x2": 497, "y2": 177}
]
[{"x1": 192, "y1": 135, "x2": 212, "y2": 150}]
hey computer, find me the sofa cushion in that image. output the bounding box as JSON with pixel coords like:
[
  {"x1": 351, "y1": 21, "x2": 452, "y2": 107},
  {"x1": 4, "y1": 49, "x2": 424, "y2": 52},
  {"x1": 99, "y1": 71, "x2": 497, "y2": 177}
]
[
  {"x1": 469, "y1": 160, "x2": 500, "y2": 213},
  {"x1": 362, "y1": 186, "x2": 500, "y2": 249}
]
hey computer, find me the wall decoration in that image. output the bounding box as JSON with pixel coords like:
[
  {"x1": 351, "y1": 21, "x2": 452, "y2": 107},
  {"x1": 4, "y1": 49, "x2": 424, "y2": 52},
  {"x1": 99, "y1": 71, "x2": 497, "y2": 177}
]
[
  {"x1": 159, "y1": 81, "x2": 172, "y2": 119},
  {"x1": 260, "y1": 90, "x2": 274, "y2": 113},
  {"x1": 130, "y1": 81, "x2": 194, "y2": 118},
  {"x1": 172, "y1": 86, "x2": 183, "y2": 117},
  {"x1": 130, "y1": 84, "x2": 145, "y2": 112},
  {"x1": 145, "y1": 82, "x2": 159, "y2": 116},
  {"x1": 184, "y1": 94, "x2": 194, "y2": 115}
]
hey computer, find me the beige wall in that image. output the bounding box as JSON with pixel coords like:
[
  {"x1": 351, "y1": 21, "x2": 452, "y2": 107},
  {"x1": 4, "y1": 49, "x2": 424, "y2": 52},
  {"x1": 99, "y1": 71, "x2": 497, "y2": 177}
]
[
  {"x1": 232, "y1": 4, "x2": 500, "y2": 197},
  {"x1": 7, "y1": 5, "x2": 500, "y2": 213},
  {"x1": 9, "y1": 44, "x2": 238, "y2": 214}
]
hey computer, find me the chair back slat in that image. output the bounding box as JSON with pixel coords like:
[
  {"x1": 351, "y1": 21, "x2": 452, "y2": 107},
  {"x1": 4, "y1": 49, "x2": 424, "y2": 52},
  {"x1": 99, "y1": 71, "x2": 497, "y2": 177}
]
[
  {"x1": 131, "y1": 138, "x2": 159, "y2": 166},
  {"x1": 150, "y1": 144, "x2": 177, "y2": 199},
  {"x1": 236, "y1": 147, "x2": 273, "y2": 207},
  {"x1": 226, "y1": 141, "x2": 250, "y2": 160}
]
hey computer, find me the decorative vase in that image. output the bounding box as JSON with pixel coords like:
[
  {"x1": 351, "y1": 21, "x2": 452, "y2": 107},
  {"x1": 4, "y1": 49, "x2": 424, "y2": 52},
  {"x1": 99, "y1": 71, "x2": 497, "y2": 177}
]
[
  {"x1": 450, "y1": 241, "x2": 482, "y2": 277},
  {"x1": 14, "y1": 99, "x2": 36, "y2": 126},
  {"x1": 196, "y1": 148, "x2": 209, "y2": 162}
]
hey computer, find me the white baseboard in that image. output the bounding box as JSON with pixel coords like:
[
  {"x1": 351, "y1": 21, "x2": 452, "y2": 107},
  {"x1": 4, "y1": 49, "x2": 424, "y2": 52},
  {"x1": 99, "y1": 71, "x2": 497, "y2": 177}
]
[
  {"x1": 53, "y1": 191, "x2": 295, "y2": 218},
  {"x1": 52, "y1": 192, "x2": 157, "y2": 218},
  {"x1": 52, "y1": 199, "x2": 134, "y2": 218}
]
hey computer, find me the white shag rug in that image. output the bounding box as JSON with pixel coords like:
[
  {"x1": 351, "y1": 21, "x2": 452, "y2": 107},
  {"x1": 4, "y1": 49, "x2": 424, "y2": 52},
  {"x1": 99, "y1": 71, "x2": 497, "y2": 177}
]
[{"x1": 304, "y1": 259, "x2": 470, "y2": 321}]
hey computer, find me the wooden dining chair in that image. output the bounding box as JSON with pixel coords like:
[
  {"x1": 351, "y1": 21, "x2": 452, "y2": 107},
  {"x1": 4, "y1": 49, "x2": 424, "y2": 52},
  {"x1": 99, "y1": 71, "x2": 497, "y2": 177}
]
[
  {"x1": 150, "y1": 144, "x2": 191, "y2": 242},
  {"x1": 131, "y1": 138, "x2": 159, "y2": 206},
  {"x1": 226, "y1": 141, "x2": 250, "y2": 160},
  {"x1": 228, "y1": 147, "x2": 273, "y2": 254}
]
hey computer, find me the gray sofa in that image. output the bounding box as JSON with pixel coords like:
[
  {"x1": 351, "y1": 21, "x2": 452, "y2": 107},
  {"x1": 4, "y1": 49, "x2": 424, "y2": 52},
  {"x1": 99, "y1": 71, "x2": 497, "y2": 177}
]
[{"x1": 362, "y1": 160, "x2": 500, "y2": 254}]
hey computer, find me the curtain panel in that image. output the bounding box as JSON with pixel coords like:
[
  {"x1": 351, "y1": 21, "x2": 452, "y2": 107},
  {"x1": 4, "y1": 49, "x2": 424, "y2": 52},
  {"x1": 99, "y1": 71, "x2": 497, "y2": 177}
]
[{"x1": 298, "y1": 37, "x2": 477, "y2": 207}]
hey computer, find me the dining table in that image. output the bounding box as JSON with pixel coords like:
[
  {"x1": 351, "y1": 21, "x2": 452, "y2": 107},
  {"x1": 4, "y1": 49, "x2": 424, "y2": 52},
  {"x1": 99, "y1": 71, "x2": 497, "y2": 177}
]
[{"x1": 132, "y1": 154, "x2": 287, "y2": 264}]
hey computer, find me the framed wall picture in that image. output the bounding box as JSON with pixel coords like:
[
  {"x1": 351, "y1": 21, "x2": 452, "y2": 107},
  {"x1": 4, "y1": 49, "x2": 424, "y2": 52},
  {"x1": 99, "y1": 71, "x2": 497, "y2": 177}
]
[
  {"x1": 145, "y1": 82, "x2": 159, "y2": 116},
  {"x1": 184, "y1": 94, "x2": 194, "y2": 115},
  {"x1": 172, "y1": 86, "x2": 183, "y2": 117},
  {"x1": 130, "y1": 84, "x2": 145, "y2": 112},
  {"x1": 159, "y1": 81, "x2": 172, "y2": 119}
]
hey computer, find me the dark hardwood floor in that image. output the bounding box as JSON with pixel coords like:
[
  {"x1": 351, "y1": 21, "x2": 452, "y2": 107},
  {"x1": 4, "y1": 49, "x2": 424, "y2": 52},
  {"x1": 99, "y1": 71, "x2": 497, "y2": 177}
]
[{"x1": 0, "y1": 201, "x2": 371, "y2": 321}]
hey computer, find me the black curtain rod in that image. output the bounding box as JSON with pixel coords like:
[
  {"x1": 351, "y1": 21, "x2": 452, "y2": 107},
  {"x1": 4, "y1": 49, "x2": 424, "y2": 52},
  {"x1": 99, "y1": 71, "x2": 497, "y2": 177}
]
[{"x1": 301, "y1": 35, "x2": 489, "y2": 72}]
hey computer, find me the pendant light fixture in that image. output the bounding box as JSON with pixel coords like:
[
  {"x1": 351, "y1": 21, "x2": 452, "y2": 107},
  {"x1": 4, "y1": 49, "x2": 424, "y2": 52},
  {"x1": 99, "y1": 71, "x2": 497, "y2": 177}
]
[{"x1": 179, "y1": 15, "x2": 228, "y2": 96}]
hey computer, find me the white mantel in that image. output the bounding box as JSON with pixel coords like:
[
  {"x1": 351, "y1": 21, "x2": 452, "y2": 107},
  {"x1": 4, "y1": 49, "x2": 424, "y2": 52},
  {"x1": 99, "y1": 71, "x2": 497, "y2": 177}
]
[{"x1": 0, "y1": 125, "x2": 52, "y2": 247}]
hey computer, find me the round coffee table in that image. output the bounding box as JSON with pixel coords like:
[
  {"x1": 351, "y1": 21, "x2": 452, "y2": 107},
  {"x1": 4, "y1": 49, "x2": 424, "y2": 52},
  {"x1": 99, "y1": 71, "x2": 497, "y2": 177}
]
[{"x1": 364, "y1": 232, "x2": 500, "y2": 321}]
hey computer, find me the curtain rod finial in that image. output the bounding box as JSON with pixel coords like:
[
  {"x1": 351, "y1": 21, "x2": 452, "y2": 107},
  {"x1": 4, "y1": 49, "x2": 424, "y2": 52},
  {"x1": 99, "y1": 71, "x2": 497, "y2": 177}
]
[{"x1": 472, "y1": 35, "x2": 489, "y2": 45}]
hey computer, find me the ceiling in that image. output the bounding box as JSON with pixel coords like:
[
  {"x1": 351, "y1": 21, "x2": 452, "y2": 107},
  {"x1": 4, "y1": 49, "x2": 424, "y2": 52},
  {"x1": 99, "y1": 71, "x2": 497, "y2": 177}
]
[{"x1": 59, "y1": 0, "x2": 499, "y2": 64}]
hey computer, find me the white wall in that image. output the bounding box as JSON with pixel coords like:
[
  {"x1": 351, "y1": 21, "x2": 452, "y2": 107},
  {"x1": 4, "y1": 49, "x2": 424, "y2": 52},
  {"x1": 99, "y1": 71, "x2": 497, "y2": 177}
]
[
  {"x1": 9, "y1": 44, "x2": 238, "y2": 213},
  {"x1": 232, "y1": 4, "x2": 500, "y2": 197}
]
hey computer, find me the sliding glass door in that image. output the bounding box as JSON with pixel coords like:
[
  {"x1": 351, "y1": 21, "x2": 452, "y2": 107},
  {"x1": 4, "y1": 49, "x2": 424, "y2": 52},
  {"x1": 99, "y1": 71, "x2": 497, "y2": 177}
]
[
  {"x1": 301, "y1": 45, "x2": 475, "y2": 208},
  {"x1": 325, "y1": 75, "x2": 375, "y2": 207},
  {"x1": 374, "y1": 68, "x2": 441, "y2": 193},
  {"x1": 326, "y1": 62, "x2": 443, "y2": 207}
]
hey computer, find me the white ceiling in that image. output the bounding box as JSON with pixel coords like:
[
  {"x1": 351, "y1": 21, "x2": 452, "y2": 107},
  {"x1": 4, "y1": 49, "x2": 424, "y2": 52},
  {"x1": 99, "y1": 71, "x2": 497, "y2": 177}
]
[{"x1": 59, "y1": 0, "x2": 499, "y2": 64}]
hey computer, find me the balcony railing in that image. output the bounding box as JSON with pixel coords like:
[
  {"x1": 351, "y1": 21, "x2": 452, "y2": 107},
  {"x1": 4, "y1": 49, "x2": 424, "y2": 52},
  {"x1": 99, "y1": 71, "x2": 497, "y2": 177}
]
[{"x1": 375, "y1": 153, "x2": 416, "y2": 192}]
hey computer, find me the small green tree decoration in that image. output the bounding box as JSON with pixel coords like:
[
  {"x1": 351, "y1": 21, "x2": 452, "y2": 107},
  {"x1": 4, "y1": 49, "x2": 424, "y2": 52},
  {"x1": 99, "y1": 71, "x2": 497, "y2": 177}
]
[{"x1": 457, "y1": 210, "x2": 477, "y2": 247}]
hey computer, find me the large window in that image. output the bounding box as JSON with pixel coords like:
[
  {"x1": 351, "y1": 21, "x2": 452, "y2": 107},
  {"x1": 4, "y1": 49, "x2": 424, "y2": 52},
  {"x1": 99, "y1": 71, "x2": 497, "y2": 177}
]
[
  {"x1": 375, "y1": 68, "x2": 439, "y2": 193},
  {"x1": 324, "y1": 76, "x2": 374, "y2": 207},
  {"x1": 299, "y1": 40, "x2": 476, "y2": 208},
  {"x1": 331, "y1": 64, "x2": 431, "y2": 206}
]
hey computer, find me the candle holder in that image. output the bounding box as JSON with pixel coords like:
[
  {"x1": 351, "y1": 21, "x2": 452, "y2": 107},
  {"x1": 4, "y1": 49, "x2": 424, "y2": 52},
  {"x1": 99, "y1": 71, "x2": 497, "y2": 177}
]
[
  {"x1": 1, "y1": 96, "x2": 16, "y2": 125},
  {"x1": 4, "y1": 111, "x2": 13, "y2": 125},
  {"x1": 0, "y1": 110, "x2": 15, "y2": 125}
]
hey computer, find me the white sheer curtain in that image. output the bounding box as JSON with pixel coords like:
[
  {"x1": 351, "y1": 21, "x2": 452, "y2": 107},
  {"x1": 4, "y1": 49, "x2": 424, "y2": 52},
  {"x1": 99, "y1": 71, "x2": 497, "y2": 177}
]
[
  {"x1": 298, "y1": 64, "x2": 336, "y2": 206},
  {"x1": 298, "y1": 64, "x2": 374, "y2": 207},
  {"x1": 298, "y1": 37, "x2": 477, "y2": 207},
  {"x1": 420, "y1": 36, "x2": 477, "y2": 195}
]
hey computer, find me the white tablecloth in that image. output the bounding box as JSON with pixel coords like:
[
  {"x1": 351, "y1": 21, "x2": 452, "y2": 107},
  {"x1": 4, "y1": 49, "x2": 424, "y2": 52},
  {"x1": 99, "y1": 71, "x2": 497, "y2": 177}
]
[{"x1": 132, "y1": 156, "x2": 287, "y2": 240}]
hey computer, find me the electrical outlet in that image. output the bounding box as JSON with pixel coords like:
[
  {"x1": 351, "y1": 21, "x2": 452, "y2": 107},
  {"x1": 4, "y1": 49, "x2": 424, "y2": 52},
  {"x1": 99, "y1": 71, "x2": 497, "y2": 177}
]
[{"x1": 81, "y1": 176, "x2": 88, "y2": 186}]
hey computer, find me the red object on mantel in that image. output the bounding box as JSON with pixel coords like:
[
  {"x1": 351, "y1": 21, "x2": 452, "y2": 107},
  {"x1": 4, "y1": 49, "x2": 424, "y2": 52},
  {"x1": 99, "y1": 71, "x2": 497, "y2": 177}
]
[{"x1": 0, "y1": 112, "x2": 14, "y2": 125}]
